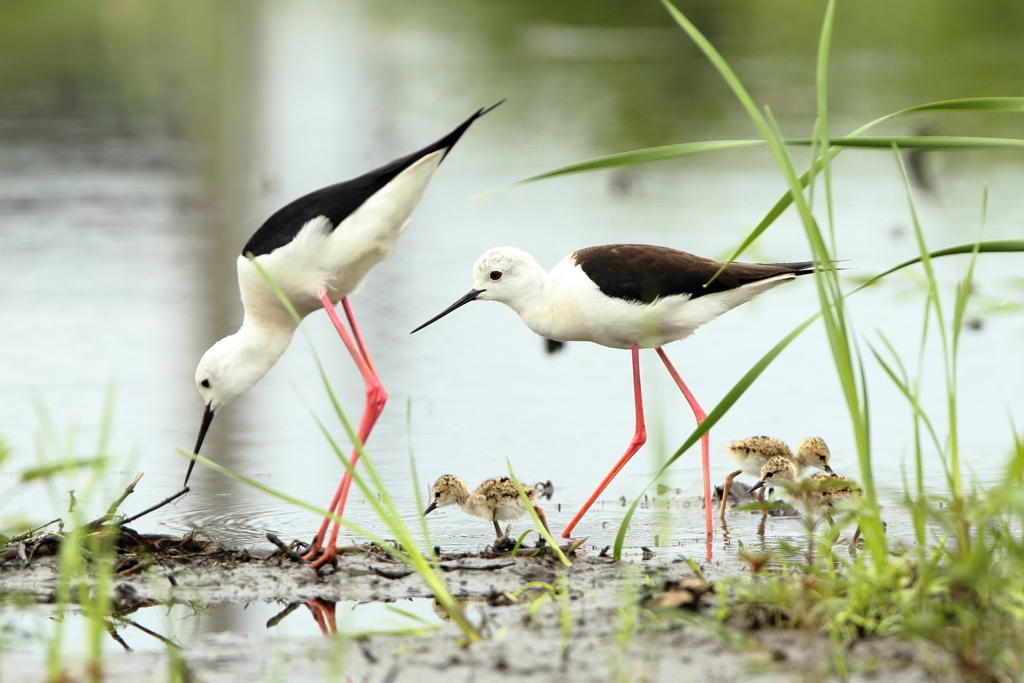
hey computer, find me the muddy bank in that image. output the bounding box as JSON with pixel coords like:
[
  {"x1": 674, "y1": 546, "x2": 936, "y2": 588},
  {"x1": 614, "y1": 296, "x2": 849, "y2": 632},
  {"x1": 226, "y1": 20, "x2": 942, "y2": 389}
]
[{"x1": 0, "y1": 536, "x2": 956, "y2": 683}]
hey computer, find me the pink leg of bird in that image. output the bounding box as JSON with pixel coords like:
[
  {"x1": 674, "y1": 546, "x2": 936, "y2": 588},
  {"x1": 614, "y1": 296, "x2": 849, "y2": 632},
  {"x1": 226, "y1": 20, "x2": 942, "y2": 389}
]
[
  {"x1": 306, "y1": 599, "x2": 337, "y2": 635},
  {"x1": 304, "y1": 292, "x2": 388, "y2": 568},
  {"x1": 561, "y1": 344, "x2": 646, "y2": 538},
  {"x1": 655, "y1": 347, "x2": 713, "y2": 544}
]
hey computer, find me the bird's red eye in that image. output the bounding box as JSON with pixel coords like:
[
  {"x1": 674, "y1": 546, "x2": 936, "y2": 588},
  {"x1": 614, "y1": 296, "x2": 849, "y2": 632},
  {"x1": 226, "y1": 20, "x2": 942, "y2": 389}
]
[{"x1": 489, "y1": 271, "x2": 502, "y2": 281}]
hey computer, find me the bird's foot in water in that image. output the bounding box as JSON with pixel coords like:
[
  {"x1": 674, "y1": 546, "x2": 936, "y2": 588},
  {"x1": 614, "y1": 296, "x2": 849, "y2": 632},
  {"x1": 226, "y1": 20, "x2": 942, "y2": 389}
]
[{"x1": 308, "y1": 545, "x2": 338, "y2": 571}]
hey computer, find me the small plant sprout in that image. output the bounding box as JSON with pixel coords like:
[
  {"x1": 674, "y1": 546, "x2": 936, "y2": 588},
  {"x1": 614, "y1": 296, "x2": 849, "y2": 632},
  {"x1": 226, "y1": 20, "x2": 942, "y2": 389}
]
[{"x1": 512, "y1": 574, "x2": 584, "y2": 661}]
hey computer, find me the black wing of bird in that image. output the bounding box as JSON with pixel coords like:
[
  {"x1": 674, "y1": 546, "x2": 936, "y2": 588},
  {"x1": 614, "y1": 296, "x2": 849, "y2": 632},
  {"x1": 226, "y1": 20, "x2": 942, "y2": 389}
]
[
  {"x1": 573, "y1": 244, "x2": 814, "y2": 305},
  {"x1": 243, "y1": 101, "x2": 504, "y2": 257}
]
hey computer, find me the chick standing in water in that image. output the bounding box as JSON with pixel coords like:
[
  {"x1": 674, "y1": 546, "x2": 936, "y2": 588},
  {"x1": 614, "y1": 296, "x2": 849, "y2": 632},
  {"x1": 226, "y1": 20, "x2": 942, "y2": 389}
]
[
  {"x1": 719, "y1": 436, "x2": 835, "y2": 519},
  {"x1": 749, "y1": 457, "x2": 863, "y2": 546},
  {"x1": 719, "y1": 436, "x2": 792, "y2": 519},
  {"x1": 424, "y1": 475, "x2": 551, "y2": 539}
]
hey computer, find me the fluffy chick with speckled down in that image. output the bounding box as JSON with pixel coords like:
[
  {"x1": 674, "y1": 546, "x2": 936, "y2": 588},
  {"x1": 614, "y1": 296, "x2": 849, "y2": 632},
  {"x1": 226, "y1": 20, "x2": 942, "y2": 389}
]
[
  {"x1": 424, "y1": 475, "x2": 551, "y2": 539},
  {"x1": 749, "y1": 458, "x2": 864, "y2": 546}
]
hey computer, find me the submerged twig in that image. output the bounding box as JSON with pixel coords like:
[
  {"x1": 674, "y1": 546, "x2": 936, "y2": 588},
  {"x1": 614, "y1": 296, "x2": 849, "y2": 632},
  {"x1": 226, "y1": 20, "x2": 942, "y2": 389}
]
[
  {"x1": 373, "y1": 565, "x2": 415, "y2": 579},
  {"x1": 105, "y1": 622, "x2": 132, "y2": 652},
  {"x1": 121, "y1": 487, "x2": 190, "y2": 525},
  {"x1": 266, "y1": 601, "x2": 302, "y2": 629},
  {"x1": 116, "y1": 617, "x2": 182, "y2": 649},
  {"x1": 266, "y1": 533, "x2": 307, "y2": 563},
  {"x1": 438, "y1": 561, "x2": 515, "y2": 571}
]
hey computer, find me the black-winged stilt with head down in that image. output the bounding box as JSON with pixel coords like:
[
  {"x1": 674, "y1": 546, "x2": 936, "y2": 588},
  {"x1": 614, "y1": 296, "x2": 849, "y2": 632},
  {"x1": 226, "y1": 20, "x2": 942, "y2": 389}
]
[
  {"x1": 189, "y1": 102, "x2": 501, "y2": 567},
  {"x1": 411, "y1": 243, "x2": 815, "y2": 542}
]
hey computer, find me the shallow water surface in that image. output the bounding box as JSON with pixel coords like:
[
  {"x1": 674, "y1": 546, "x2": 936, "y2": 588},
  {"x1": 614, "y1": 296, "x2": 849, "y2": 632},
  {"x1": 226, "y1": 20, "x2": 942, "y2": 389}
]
[
  {"x1": 0, "y1": 0, "x2": 1022, "y2": 560},
  {"x1": 1, "y1": 597, "x2": 443, "y2": 660}
]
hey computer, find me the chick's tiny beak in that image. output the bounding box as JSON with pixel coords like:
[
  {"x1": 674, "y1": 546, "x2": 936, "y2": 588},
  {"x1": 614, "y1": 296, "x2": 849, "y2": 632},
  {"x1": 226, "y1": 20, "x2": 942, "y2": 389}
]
[
  {"x1": 411, "y1": 289, "x2": 484, "y2": 333},
  {"x1": 823, "y1": 464, "x2": 835, "y2": 474},
  {"x1": 424, "y1": 500, "x2": 438, "y2": 515},
  {"x1": 747, "y1": 479, "x2": 767, "y2": 494}
]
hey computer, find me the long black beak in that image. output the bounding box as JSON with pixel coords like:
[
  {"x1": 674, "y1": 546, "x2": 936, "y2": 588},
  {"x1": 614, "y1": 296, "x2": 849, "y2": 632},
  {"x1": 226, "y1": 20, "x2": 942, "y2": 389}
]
[
  {"x1": 747, "y1": 479, "x2": 767, "y2": 494},
  {"x1": 823, "y1": 464, "x2": 835, "y2": 474},
  {"x1": 184, "y1": 404, "x2": 215, "y2": 487},
  {"x1": 424, "y1": 501, "x2": 438, "y2": 515},
  {"x1": 411, "y1": 289, "x2": 484, "y2": 333}
]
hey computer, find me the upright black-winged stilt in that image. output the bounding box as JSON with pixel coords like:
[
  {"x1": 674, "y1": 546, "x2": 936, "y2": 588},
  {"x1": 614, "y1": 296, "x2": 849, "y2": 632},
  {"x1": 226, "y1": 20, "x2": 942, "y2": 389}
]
[
  {"x1": 411, "y1": 243, "x2": 815, "y2": 541},
  {"x1": 190, "y1": 102, "x2": 501, "y2": 567}
]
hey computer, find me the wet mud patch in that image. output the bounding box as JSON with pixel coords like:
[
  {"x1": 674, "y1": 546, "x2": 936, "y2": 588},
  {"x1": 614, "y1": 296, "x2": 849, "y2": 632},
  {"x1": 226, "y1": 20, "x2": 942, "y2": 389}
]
[
  {"x1": 0, "y1": 528, "x2": 665, "y2": 606},
  {"x1": 0, "y1": 529, "x2": 958, "y2": 682}
]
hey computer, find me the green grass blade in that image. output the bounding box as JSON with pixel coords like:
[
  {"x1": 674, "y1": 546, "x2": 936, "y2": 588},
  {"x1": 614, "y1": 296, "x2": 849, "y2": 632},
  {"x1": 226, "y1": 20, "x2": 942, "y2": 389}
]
[
  {"x1": 897, "y1": 97, "x2": 1024, "y2": 113},
  {"x1": 815, "y1": 0, "x2": 836, "y2": 245},
  {"x1": 509, "y1": 94, "x2": 1023, "y2": 290},
  {"x1": 715, "y1": 97, "x2": 1023, "y2": 265},
  {"x1": 788, "y1": 136, "x2": 1024, "y2": 150},
  {"x1": 952, "y1": 187, "x2": 987, "y2": 357},
  {"x1": 233, "y1": 257, "x2": 480, "y2": 641},
  {"x1": 869, "y1": 335, "x2": 943, "y2": 457},
  {"x1": 892, "y1": 145, "x2": 958, "y2": 498},
  {"x1": 661, "y1": 0, "x2": 775, "y2": 148},
  {"x1": 507, "y1": 461, "x2": 571, "y2": 567},
  {"x1": 514, "y1": 140, "x2": 764, "y2": 183},
  {"x1": 869, "y1": 239, "x2": 1024, "y2": 282},
  {"x1": 405, "y1": 397, "x2": 436, "y2": 559},
  {"x1": 21, "y1": 458, "x2": 106, "y2": 482},
  {"x1": 518, "y1": 97, "x2": 1024, "y2": 189}
]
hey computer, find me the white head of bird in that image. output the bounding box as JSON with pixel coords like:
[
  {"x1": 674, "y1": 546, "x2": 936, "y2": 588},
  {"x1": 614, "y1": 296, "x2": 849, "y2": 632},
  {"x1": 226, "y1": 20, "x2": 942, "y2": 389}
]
[
  {"x1": 470, "y1": 247, "x2": 548, "y2": 306},
  {"x1": 195, "y1": 324, "x2": 292, "y2": 415},
  {"x1": 410, "y1": 247, "x2": 549, "y2": 334}
]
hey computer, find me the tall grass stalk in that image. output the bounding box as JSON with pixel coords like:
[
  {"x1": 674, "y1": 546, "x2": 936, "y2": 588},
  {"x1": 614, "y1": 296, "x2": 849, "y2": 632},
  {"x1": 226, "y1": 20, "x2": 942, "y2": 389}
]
[{"x1": 883, "y1": 156, "x2": 987, "y2": 555}]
